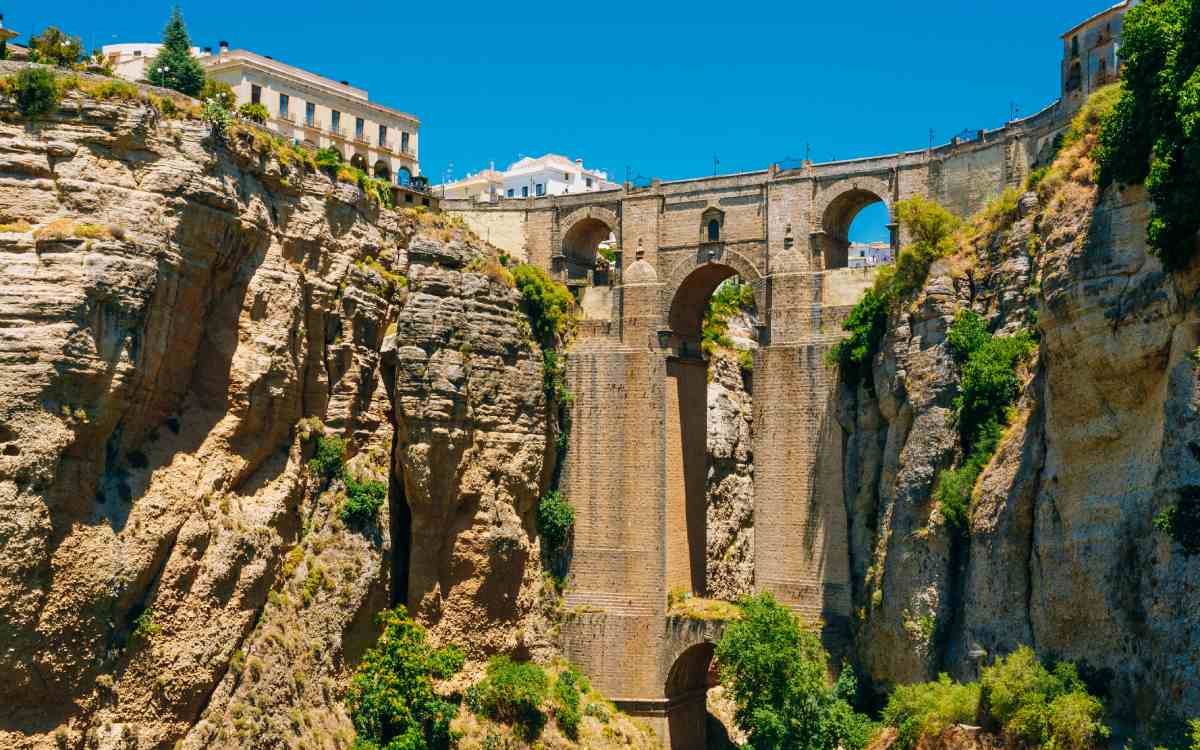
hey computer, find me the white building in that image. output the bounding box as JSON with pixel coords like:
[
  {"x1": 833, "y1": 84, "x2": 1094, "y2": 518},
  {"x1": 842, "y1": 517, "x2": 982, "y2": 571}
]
[
  {"x1": 439, "y1": 154, "x2": 618, "y2": 201},
  {"x1": 847, "y1": 242, "x2": 893, "y2": 269},
  {"x1": 102, "y1": 42, "x2": 421, "y2": 184}
]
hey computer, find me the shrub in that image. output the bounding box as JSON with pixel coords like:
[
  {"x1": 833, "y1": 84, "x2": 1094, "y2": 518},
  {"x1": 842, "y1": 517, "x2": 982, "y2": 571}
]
[
  {"x1": 146, "y1": 8, "x2": 206, "y2": 96},
  {"x1": 202, "y1": 98, "x2": 231, "y2": 138},
  {"x1": 980, "y1": 646, "x2": 1108, "y2": 750},
  {"x1": 470, "y1": 656, "x2": 549, "y2": 741},
  {"x1": 28, "y1": 27, "x2": 83, "y2": 67},
  {"x1": 342, "y1": 478, "x2": 386, "y2": 525},
  {"x1": 537, "y1": 490, "x2": 574, "y2": 578},
  {"x1": 89, "y1": 79, "x2": 140, "y2": 102},
  {"x1": 11, "y1": 67, "x2": 60, "y2": 119},
  {"x1": 553, "y1": 667, "x2": 583, "y2": 740},
  {"x1": 512, "y1": 263, "x2": 575, "y2": 343},
  {"x1": 1096, "y1": 0, "x2": 1200, "y2": 270},
  {"x1": 882, "y1": 675, "x2": 981, "y2": 750},
  {"x1": 130, "y1": 608, "x2": 161, "y2": 642},
  {"x1": 346, "y1": 607, "x2": 464, "y2": 750},
  {"x1": 315, "y1": 146, "x2": 343, "y2": 168},
  {"x1": 831, "y1": 287, "x2": 889, "y2": 391},
  {"x1": 307, "y1": 435, "x2": 346, "y2": 481},
  {"x1": 201, "y1": 78, "x2": 236, "y2": 109},
  {"x1": 1154, "y1": 487, "x2": 1200, "y2": 555},
  {"x1": 237, "y1": 102, "x2": 268, "y2": 123},
  {"x1": 716, "y1": 592, "x2": 874, "y2": 750},
  {"x1": 1191, "y1": 718, "x2": 1200, "y2": 750}
]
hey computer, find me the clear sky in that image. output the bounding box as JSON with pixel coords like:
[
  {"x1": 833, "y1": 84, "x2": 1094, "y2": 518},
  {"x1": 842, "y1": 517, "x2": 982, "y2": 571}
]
[{"x1": 15, "y1": 1, "x2": 1106, "y2": 242}]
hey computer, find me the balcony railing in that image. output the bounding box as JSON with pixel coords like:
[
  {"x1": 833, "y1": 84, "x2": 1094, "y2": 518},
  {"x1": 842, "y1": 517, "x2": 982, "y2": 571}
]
[
  {"x1": 353, "y1": 132, "x2": 370, "y2": 145},
  {"x1": 378, "y1": 139, "x2": 392, "y2": 152},
  {"x1": 277, "y1": 112, "x2": 295, "y2": 123}
]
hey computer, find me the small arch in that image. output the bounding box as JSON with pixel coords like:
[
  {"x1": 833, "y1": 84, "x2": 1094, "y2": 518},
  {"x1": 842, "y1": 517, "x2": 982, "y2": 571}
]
[
  {"x1": 664, "y1": 643, "x2": 716, "y2": 749},
  {"x1": 373, "y1": 160, "x2": 391, "y2": 181},
  {"x1": 397, "y1": 167, "x2": 413, "y2": 186},
  {"x1": 350, "y1": 153, "x2": 368, "y2": 171}
]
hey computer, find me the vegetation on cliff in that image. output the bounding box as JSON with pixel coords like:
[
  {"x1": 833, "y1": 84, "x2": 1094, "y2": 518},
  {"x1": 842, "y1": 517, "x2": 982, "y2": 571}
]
[
  {"x1": 347, "y1": 607, "x2": 466, "y2": 750},
  {"x1": 1096, "y1": 0, "x2": 1200, "y2": 269},
  {"x1": 936, "y1": 310, "x2": 1035, "y2": 532},
  {"x1": 146, "y1": 7, "x2": 206, "y2": 96},
  {"x1": 882, "y1": 647, "x2": 1108, "y2": 750},
  {"x1": 716, "y1": 593, "x2": 875, "y2": 750}
]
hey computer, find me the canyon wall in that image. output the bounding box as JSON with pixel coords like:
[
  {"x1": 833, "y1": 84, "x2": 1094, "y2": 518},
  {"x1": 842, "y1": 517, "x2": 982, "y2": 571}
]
[
  {"x1": 839, "y1": 167, "x2": 1200, "y2": 723},
  {"x1": 0, "y1": 87, "x2": 556, "y2": 749}
]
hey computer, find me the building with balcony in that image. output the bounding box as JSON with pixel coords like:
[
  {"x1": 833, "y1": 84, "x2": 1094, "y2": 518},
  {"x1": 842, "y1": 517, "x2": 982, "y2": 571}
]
[
  {"x1": 102, "y1": 42, "x2": 420, "y2": 184},
  {"x1": 1061, "y1": 0, "x2": 1138, "y2": 107},
  {"x1": 438, "y1": 154, "x2": 618, "y2": 202}
]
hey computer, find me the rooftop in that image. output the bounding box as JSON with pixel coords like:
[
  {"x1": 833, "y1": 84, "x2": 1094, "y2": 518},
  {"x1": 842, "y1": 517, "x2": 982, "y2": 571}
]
[{"x1": 1061, "y1": 0, "x2": 1134, "y2": 39}]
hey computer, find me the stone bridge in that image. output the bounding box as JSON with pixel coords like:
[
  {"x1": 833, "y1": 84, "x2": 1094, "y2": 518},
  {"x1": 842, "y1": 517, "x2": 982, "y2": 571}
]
[{"x1": 446, "y1": 103, "x2": 1070, "y2": 748}]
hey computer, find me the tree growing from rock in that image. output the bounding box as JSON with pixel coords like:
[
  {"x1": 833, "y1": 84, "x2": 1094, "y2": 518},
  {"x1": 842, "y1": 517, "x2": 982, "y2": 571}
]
[
  {"x1": 147, "y1": 7, "x2": 206, "y2": 97},
  {"x1": 28, "y1": 27, "x2": 83, "y2": 67}
]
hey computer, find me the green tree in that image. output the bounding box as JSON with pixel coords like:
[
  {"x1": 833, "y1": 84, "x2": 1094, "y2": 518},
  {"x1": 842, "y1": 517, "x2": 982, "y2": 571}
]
[
  {"x1": 28, "y1": 27, "x2": 83, "y2": 67},
  {"x1": 146, "y1": 7, "x2": 206, "y2": 97},
  {"x1": 10, "y1": 67, "x2": 60, "y2": 119},
  {"x1": 346, "y1": 607, "x2": 464, "y2": 750},
  {"x1": 1096, "y1": 0, "x2": 1200, "y2": 269},
  {"x1": 716, "y1": 593, "x2": 874, "y2": 750}
]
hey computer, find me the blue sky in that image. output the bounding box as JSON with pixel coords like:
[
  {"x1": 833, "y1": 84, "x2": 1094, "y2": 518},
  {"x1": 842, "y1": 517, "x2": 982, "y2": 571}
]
[{"x1": 16, "y1": 1, "x2": 1104, "y2": 241}]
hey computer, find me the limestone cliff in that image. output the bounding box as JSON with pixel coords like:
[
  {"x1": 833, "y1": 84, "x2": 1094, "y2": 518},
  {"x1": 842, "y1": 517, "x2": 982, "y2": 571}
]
[
  {"x1": 840, "y1": 124, "x2": 1200, "y2": 725},
  {"x1": 0, "y1": 81, "x2": 557, "y2": 749}
]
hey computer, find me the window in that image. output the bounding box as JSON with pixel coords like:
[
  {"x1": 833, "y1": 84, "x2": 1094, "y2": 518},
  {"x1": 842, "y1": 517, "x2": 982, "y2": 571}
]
[
  {"x1": 506, "y1": 188, "x2": 515, "y2": 198},
  {"x1": 278, "y1": 93, "x2": 289, "y2": 118},
  {"x1": 401, "y1": 131, "x2": 410, "y2": 153},
  {"x1": 521, "y1": 186, "x2": 529, "y2": 198},
  {"x1": 331, "y1": 110, "x2": 341, "y2": 132},
  {"x1": 251, "y1": 84, "x2": 261, "y2": 105},
  {"x1": 585, "y1": 177, "x2": 593, "y2": 188},
  {"x1": 378, "y1": 124, "x2": 388, "y2": 147},
  {"x1": 535, "y1": 183, "x2": 545, "y2": 197},
  {"x1": 1071, "y1": 35, "x2": 1079, "y2": 57},
  {"x1": 355, "y1": 117, "x2": 365, "y2": 141},
  {"x1": 133, "y1": 50, "x2": 142, "y2": 57},
  {"x1": 305, "y1": 101, "x2": 315, "y2": 127},
  {"x1": 707, "y1": 219, "x2": 721, "y2": 242}
]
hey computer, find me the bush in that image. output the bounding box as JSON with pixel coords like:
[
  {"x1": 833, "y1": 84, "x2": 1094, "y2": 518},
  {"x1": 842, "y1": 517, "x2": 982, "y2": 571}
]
[
  {"x1": 202, "y1": 98, "x2": 231, "y2": 138},
  {"x1": 342, "y1": 478, "x2": 386, "y2": 525},
  {"x1": 201, "y1": 78, "x2": 235, "y2": 109},
  {"x1": 146, "y1": 8, "x2": 206, "y2": 96},
  {"x1": 882, "y1": 675, "x2": 981, "y2": 750},
  {"x1": 980, "y1": 646, "x2": 1108, "y2": 750},
  {"x1": 831, "y1": 287, "x2": 889, "y2": 391},
  {"x1": 935, "y1": 310, "x2": 1034, "y2": 533},
  {"x1": 28, "y1": 27, "x2": 83, "y2": 67},
  {"x1": 537, "y1": 490, "x2": 574, "y2": 578},
  {"x1": 470, "y1": 656, "x2": 549, "y2": 741},
  {"x1": 1096, "y1": 0, "x2": 1200, "y2": 270},
  {"x1": 315, "y1": 146, "x2": 343, "y2": 168},
  {"x1": 130, "y1": 608, "x2": 161, "y2": 642},
  {"x1": 512, "y1": 264, "x2": 575, "y2": 343},
  {"x1": 716, "y1": 592, "x2": 874, "y2": 750},
  {"x1": 553, "y1": 667, "x2": 583, "y2": 740},
  {"x1": 238, "y1": 102, "x2": 268, "y2": 124},
  {"x1": 346, "y1": 607, "x2": 464, "y2": 750},
  {"x1": 11, "y1": 67, "x2": 60, "y2": 119},
  {"x1": 1154, "y1": 487, "x2": 1200, "y2": 555},
  {"x1": 307, "y1": 434, "x2": 346, "y2": 481}
]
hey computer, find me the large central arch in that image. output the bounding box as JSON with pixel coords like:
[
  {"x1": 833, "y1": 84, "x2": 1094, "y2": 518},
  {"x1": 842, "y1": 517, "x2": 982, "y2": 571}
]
[{"x1": 813, "y1": 176, "x2": 894, "y2": 270}]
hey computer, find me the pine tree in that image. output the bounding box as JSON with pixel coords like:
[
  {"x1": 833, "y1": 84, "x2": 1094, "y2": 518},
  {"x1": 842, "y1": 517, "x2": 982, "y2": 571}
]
[{"x1": 146, "y1": 6, "x2": 205, "y2": 97}]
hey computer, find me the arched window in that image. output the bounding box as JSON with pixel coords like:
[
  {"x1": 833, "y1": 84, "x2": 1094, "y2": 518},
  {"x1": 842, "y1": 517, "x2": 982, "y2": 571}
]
[
  {"x1": 707, "y1": 219, "x2": 720, "y2": 242},
  {"x1": 701, "y1": 207, "x2": 724, "y2": 243}
]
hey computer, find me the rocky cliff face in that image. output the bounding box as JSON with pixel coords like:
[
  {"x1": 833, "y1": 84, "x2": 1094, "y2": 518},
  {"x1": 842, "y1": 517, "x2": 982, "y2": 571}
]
[
  {"x1": 0, "y1": 87, "x2": 555, "y2": 749},
  {"x1": 840, "y1": 136, "x2": 1200, "y2": 722}
]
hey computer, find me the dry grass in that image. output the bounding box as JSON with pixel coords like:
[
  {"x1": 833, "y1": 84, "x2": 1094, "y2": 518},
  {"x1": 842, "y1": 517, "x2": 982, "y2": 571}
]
[
  {"x1": 0, "y1": 220, "x2": 32, "y2": 233},
  {"x1": 465, "y1": 255, "x2": 515, "y2": 288},
  {"x1": 32, "y1": 219, "x2": 115, "y2": 241},
  {"x1": 666, "y1": 590, "x2": 743, "y2": 621}
]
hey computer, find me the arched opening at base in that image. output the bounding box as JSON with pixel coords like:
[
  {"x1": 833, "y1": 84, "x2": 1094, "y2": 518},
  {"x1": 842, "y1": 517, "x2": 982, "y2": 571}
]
[
  {"x1": 665, "y1": 643, "x2": 720, "y2": 749},
  {"x1": 561, "y1": 217, "x2": 615, "y2": 289}
]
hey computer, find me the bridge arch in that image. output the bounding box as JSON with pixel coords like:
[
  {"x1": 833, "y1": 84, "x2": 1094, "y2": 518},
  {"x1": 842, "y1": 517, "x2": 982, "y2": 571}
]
[
  {"x1": 559, "y1": 206, "x2": 619, "y2": 264},
  {"x1": 661, "y1": 247, "x2": 764, "y2": 342},
  {"x1": 813, "y1": 176, "x2": 893, "y2": 270}
]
